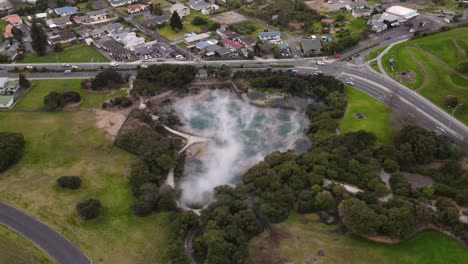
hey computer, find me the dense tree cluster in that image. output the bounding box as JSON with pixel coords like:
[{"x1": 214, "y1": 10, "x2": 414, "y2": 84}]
[
  {"x1": 30, "y1": 22, "x2": 48, "y2": 56},
  {"x1": 76, "y1": 199, "x2": 101, "y2": 220},
  {"x1": 43, "y1": 91, "x2": 81, "y2": 111},
  {"x1": 102, "y1": 96, "x2": 133, "y2": 109},
  {"x1": 57, "y1": 176, "x2": 82, "y2": 190},
  {"x1": 133, "y1": 65, "x2": 198, "y2": 96},
  {"x1": 82, "y1": 69, "x2": 125, "y2": 90},
  {"x1": 0, "y1": 132, "x2": 25, "y2": 173}
]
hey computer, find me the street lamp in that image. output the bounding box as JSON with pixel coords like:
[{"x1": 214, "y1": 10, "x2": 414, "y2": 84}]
[{"x1": 449, "y1": 103, "x2": 463, "y2": 130}]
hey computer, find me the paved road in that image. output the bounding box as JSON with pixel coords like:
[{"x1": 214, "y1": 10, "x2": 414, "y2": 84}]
[{"x1": 0, "y1": 202, "x2": 91, "y2": 264}]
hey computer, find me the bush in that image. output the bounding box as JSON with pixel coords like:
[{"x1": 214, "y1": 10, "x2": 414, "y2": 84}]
[
  {"x1": 57, "y1": 176, "x2": 82, "y2": 190},
  {"x1": 90, "y1": 69, "x2": 124, "y2": 90},
  {"x1": 383, "y1": 159, "x2": 399, "y2": 173},
  {"x1": 0, "y1": 132, "x2": 25, "y2": 173},
  {"x1": 191, "y1": 16, "x2": 207, "y2": 26},
  {"x1": 108, "y1": 96, "x2": 132, "y2": 108},
  {"x1": 444, "y1": 95, "x2": 459, "y2": 108},
  {"x1": 43, "y1": 91, "x2": 81, "y2": 111},
  {"x1": 76, "y1": 199, "x2": 101, "y2": 220}
]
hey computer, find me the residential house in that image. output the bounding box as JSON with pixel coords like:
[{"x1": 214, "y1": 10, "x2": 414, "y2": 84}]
[
  {"x1": 127, "y1": 4, "x2": 147, "y2": 14},
  {"x1": 215, "y1": 46, "x2": 235, "y2": 58},
  {"x1": 103, "y1": 23, "x2": 124, "y2": 34},
  {"x1": 109, "y1": 0, "x2": 137, "y2": 7},
  {"x1": 94, "y1": 37, "x2": 131, "y2": 59},
  {"x1": 170, "y1": 3, "x2": 190, "y2": 18},
  {"x1": 352, "y1": 9, "x2": 371, "y2": 18},
  {"x1": 301, "y1": 38, "x2": 322, "y2": 55},
  {"x1": 47, "y1": 30, "x2": 76, "y2": 45},
  {"x1": 54, "y1": 6, "x2": 78, "y2": 17},
  {"x1": 195, "y1": 41, "x2": 210, "y2": 51},
  {"x1": 141, "y1": 14, "x2": 169, "y2": 29},
  {"x1": 201, "y1": 4, "x2": 219, "y2": 15},
  {"x1": 259, "y1": 31, "x2": 281, "y2": 41},
  {"x1": 205, "y1": 44, "x2": 221, "y2": 56},
  {"x1": 80, "y1": 9, "x2": 109, "y2": 23},
  {"x1": 111, "y1": 31, "x2": 145, "y2": 49},
  {"x1": 184, "y1": 32, "x2": 210, "y2": 45},
  {"x1": 0, "y1": 0, "x2": 12, "y2": 11},
  {"x1": 75, "y1": 24, "x2": 105, "y2": 38},
  {"x1": 46, "y1": 16, "x2": 72, "y2": 29},
  {"x1": 2, "y1": 41, "x2": 18, "y2": 60},
  {"x1": 2, "y1": 15, "x2": 22, "y2": 26},
  {"x1": 189, "y1": 0, "x2": 210, "y2": 11},
  {"x1": 223, "y1": 39, "x2": 243, "y2": 51},
  {"x1": 239, "y1": 36, "x2": 256, "y2": 50}
]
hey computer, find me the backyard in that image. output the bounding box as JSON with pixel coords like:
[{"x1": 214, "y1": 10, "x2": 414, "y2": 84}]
[
  {"x1": 339, "y1": 86, "x2": 393, "y2": 145},
  {"x1": 156, "y1": 12, "x2": 213, "y2": 41},
  {"x1": 250, "y1": 212, "x2": 468, "y2": 264},
  {"x1": 23, "y1": 45, "x2": 109, "y2": 63}
]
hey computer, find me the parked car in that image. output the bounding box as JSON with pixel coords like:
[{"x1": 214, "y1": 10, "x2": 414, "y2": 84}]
[
  {"x1": 62, "y1": 63, "x2": 70, "y2": 67},
  {"x1": 71, "y1": 65, "x2": 78, "y2": 69},
  {"x1": 110, "y1": 62, "x2": 119, "y2": 67}
]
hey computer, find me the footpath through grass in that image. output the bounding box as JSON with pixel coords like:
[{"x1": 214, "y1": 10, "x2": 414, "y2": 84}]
[
  {"x1": 0, "y1": 224, "x2": 54, "y2": 264},
  {"x1": 23, "y1": 45, "x2": 109, "y2": 63},
  {"x1": 250, "y1": 212, "x2": 468, "y2": 264},
  {"x1": 14, "y1": 79, "x2": 128, "y2": 110},
  {"x1": 339, "y1": 86, "x2": 393, "y2": 145},
  {"x1": 0, "y1": 111, "x2": 172, "y2": 264}
]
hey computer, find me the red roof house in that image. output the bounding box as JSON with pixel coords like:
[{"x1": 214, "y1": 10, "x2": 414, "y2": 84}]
[{"x1": 223, "y1": 39, "x2": 243, "y2": 50}]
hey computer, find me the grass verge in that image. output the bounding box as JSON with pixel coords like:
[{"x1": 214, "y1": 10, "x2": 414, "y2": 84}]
[{"x1": 23, "y1": 45, "x2": 109, "y2": 63}]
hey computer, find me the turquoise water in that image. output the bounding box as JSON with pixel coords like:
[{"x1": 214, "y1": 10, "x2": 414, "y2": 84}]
[{"x1": 172, "y1": 90, "x2": 310, "y2": 207}]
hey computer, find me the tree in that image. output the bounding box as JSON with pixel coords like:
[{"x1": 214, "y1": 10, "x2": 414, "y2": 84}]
[
  {"x1": 76, "y1": 199, "x2": 101, "y2": 220},
  {"x1": 338, "y1": 198, "x2": 383, "y2": 236},
  {"x1": 44, "y1": 92, "x2": 62, "y2": 111},
  {"x1": 192, "y1": 16, "x2": 207, "y2": 26},
  {"x1": 0, "y1": 132, "x2": 25, "y2": 173},
  {"x1": 315, "y1": 191, "x2": 336, "y2": 211},
  {"x1": 57, "y1": 176, "x2": 82, "y2": 190},
  {"x1": 444, "y1": 95, "x2": 459, "y2": 108},
  {"x1": 152, "y1": 3, "x2": 163, "y2": 15},
  {"x1": 90, "y1": 69, "x2": 124, "y2": 90},
  {"x1": 170, "y1": 11, "x2": 183, "y2": 31},
  {"x1": 18, "y1": 74, "x2": 30, "y2": 89},
  {"x1": 383, "y1": 159, "x2": 399, "y2": 173},
  {"x1": 53, "y1": 43, "x2": 64, "y2": 52},
  {"x1": 11, "y1": 27, "x2": 23, "y2": 43},
  {"x1": 30, "y1": 22, "x2": 48, "y2": 56}
]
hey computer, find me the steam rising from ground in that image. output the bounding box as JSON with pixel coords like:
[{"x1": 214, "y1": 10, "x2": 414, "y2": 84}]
[{"x1": 172, "y1": 90, "x2": 309, "y2": 207}]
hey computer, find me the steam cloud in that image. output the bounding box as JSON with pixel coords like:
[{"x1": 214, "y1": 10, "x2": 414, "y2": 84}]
[{"x1": 172, "y1": 90, "x2": 309, "y2": 207}]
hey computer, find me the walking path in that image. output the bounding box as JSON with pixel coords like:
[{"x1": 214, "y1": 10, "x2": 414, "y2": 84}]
[
  {"x1": 0, "y1": 202, "x2": 91, "y2": 264},
  {"x1": 405, "y1": 46, "x2": 429, "y2": 91},
  {"x1": 369, "y1": 38, "x2": 409, "y2": 80},
  {"x1": 452, "y1": 39, "x2": 467, "y2": 59},
  {"x1": 163, "y1": 125, "x2": 210, "y2": 153}
]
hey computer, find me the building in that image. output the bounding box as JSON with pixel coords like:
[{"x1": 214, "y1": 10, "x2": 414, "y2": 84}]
[
  {"x1": 94, "y1": 37, "x2": 131, "y2": 59},
  {"x1": 141, "y1": 15, "x2": 169, "y2": 29},
  {"x1": 189, "y1": 0, "x2": 210, "y2": 11},
  {"x1": 223, "y1": 39, "x2": 243, "y2": 51},
  {"x1": 239, "y1": 36, "x2": 256, "y2": 50},
  {"x1": 2, "y1": 15, "x2": 22, "y2": 26},
  {"x1": 215, "y1": 46, "x2": 235, "y2": 58},
  {"x1": 195, "y1": 41, "x2": 210, "y2": 50},
  {"x1": 386, "y1": 6, "x2": 418, "y2": 20},
  {"x1": 103, "y1": 23, "x2": 124, "y2": 34},
  {"x1": 109, "y1": 0, "x2": 137, "y2": 7},
  {"x1": 127, "y1": 4, "x2": 147, "y2": 14},
  {"x1": 259, "y1": 31, "x2": 281, "y2": 41},
  {"x1": 80, "y1": 9, "x2": 109, "y2": 24},
  {"x1": 47, "y1": 30, "x2": 76, "y2": 45},
  {"x1": 0, "y1": 0, "x2": 12, "y2": 11},
  {"x1": 301, "y1": 38, "x2": 322, "y2": 55},
  {"x1": 75, "y1": 25, "x2": 105, "y2": 38},
  {"x1": 46, "y1": 16, "x2": 72, "y2": 29},
  {"x1": 352, "y1": 9, "x2": 371, "y2": 18},
  {"x1": 170, "y1": 3, "x2": 190, "y2": 18},
  {"x1": 184, "y1": 32, "x2": 210, "y2": 45},
  {"x1": 54, "y1": 6, "x2": 78, "y2": 17}
]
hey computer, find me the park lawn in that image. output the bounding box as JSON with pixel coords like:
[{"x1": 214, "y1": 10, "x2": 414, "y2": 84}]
[
  {"x1": 382, "y1": 43, "x2": 424, "y2": 90},
  {"x1": 370, "y1": 61, "x2": 381, "y2": 73},
  {"x1": 23, "y1": 45, "x2": 108, "y2": 63},
  {"x1": 156, "y1": 12, "x2": 209, "y2": 41},
  {"x1": 410, "y1": 47, "x2": 468, "y2": 124},
  {"x1": 366, "y1": 45, "x2": 387, "y2": 61},
  {"x1": 455, "y1": 39, "x2": 468, "y2": 55},
  {"x1": 0, "y1": 111, "x2": 172, "y2": 264},
  {"x1": 231, "y1": 20, "x2": 267, "y2": 39},
  {"x1": 0, "y1": 225, "x2": 54, "y2": 264},
  {"x1": 250, "y1": 212, "x2": 468, "y2": 264},
  {"x1": 339, "y1": 86, "x2": 393, "y2": 145},
  {"x1": 14, "y1": 79, "x2": 128, "y2": 110}
]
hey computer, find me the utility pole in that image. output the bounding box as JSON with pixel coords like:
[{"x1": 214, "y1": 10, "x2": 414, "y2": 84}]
[{"x1": 449, "y1": 104, "x2": 463, "y2": 130}]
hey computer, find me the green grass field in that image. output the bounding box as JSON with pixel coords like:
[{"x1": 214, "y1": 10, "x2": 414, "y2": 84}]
[
  {"x1": 0, "y1": 110, "x2": 172, "y2": 264},
  {"x1": 14, "y1": 79, "x2": 128, "y2": 110},
  {"x1": 382, "y1": 44, "x2": 424, "y2": 90},
  {"x1": 366, "y1": 45, "x2": 387, "y2": 61},
  {"x1": 339, "y1": 86, "x2": 393, "y2": 145},
  {"x1": 156, "y1": 12, "x2": 209, "y2": 41},
  {"x1": 23, "y1": 45, "x2": 109, "y2": 63},
  {"x1": 250, "y1": 212, "x2": 468, "y2": 264},
  {"x1": 0, "y1": 225, "x2": 54, "y2": 264},
  {"x1": 0, "y1": 19, "x2": 8, "y2": 37},
  {"x1": 345, "y1": 18, "x2": 368, "y2": 38}
]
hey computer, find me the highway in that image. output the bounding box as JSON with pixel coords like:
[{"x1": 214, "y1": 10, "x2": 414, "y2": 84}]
[{"x1": 0, "y1": 202, "x2": 91, "y2": 264}]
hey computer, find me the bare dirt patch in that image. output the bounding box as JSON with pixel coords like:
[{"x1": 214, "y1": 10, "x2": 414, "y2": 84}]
[
  {"x1": 401, "y1": 172, "x2": 434, "y2": 189},
  {"x1": 211, "y1": 11, "x2": 247, "y2": 24},
  {"x1": 94, "y1": 109, "x2": 126, "y2": 139}
]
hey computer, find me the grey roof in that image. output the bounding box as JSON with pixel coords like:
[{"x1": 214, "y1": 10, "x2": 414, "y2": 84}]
[
  {"x1": 141, "y1": 14, "x2": 169, "y2": 25},
  {"x1": 46, "y1": 16, "x2": 71, "y2": 26},
  {"x1": 301, "y1": 39, "x2": 322, "y2": 51},
  {"x1": 215, "y1": 47, "x2": 233, "y2": 56},
  {"x1": 259, "y1": 31, "x2": 281, "y2": 39},
  {"x1": 85, "y1": 9, "x2": 108, "y2": 16},
  {"x1": 206, "y1": 44, "x2": 221, "y2": 52},
  {"x1": 54, "y1": 6, "x2": 78, "y2": 15}
]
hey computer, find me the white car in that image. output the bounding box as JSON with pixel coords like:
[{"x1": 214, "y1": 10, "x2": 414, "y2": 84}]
[
  {"x1": 316, "y1": 61, "x2": 325, "y2": 66},
  {"x1": 409, "y1": 29, "x2": 415, "y2": 33},
  {"x1": 26, "y1": 65, "x2": 33, "y2": 69},
  {"x1": 71, "y1": 65, "x2": 78, "y2": 69},
  {"x1": 110, "y1": 62, "x2": 119, "y2": 67},
  {"x1": 62, "y1": 63, "x2": 70, "y2": 67},
  {"x1": 141, "y1": 64, "x2": 148, "y2": 69},
  {"x1": 345, "y1": 81, "x2": 355, "y2": 86}
]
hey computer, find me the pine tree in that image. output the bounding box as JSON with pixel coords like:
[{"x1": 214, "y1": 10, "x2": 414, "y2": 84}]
[
  {"x1": 30, "y1": 22, "x2": 48, "y2": 56},
  {"x1": 18, "y1": 74, "x2": 30, "y2": 89},
  {"x1": 170, "y1": 11, "x2": 183, "y2": 31}
]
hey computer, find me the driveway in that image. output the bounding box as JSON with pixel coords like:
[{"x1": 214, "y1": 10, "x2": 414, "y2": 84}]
[{"x1": 0, "y1": 202, "x2": 91, "y2": 264}]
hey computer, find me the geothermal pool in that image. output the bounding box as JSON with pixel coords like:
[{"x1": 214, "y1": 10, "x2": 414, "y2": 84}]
[{"x1": 172, "y1": 90, "x2": 310, "y2": 207}]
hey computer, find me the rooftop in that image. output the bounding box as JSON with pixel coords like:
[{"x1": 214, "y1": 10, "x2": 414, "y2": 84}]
[{"x1": 301, "y1": 38, "x2": 322, "y2": 50}]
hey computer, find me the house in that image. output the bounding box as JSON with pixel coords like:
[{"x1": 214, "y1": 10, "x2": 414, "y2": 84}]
[
  {"x1": 170, "y1": 3, "x2": 190, "y2": 18},
  {"x1": 184, "y1": 32, "x2": 210, "y2": 45},
  {"x1": 239, "y1": 37, "x2": 256, "y2": 49},
  {"x1": 215, "y1": 46, "x2": 235, "y2": 57},
  {"x1": 195, "y1": 41, "x2": 210, "y2": 50},
  {"x1": 367, "y1": 14, "x2": 388, "y2": 33},
  {"x1": 75, "y1": 25, "x2": 105, "y2": 38},
  {"x1": 47, "y1": 30, "x2": 76, "y2": 45},
  {"x1": 54, "y1": 6, "x2": 78, "y2": 17},
  {"x1": 46, "y1": 16, "x2": 72, "y2": 29},
  {"x1": 223, "y1": 39, "x2": 243, "y2": 51},
  {"x1": 94, "y1": 37, "x2": 131, "y2": 59},
  {"x1": 3, "y1": 24, "x2": 12, "y2": 38},
  {"x1": 141, "y1": 15, "x2": 169, "y2": 29},
  {"x1": 0, "y1": 0, "x2": 12, "y2": 11},
  {"x1": 127, "y1": 4, "x2": 147, "y2": 14},
  {"x1": 259, "y1": 31, "x2": 281, "y2": 41},
  {"x1": 103, "y1": 23, "x2": 124, "y2": 34},
  {"x1": 301, "y1": 38, "x2": 322, "y2": 55},
  {"x1": 2, "y1": 15, "x2": 22, "y2": 26},
  {"x1": 205, "y1": 44, "x2": 221, "y2": 56},
  {"x1": 111, "y1": 31, "x2": 145, "y2": 49},
  {"x1": 189, "y1": 0, "x2": 210, "y2": 11},
  {"x1": 80, "y1": 9, "x2": 109, "y2": 23},
  {"x1": 109, "y1": 0, "x2": 137, "y2": 7},
  {"x1": 352, "y1": 9, "x2": 371, "y2": 18}
]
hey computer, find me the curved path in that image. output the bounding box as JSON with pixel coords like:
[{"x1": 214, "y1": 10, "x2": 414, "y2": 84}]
[
  {"x1": 0, "y1": 202, "x2": 91, "y2": 264},
  {"x1": 163, "y1": 125, "x2": 210, "y2": 153},
  {"x1": 410, "y1": 45, "x2": 468, "y2": 78},
  {"x1": 452, "y1": 39, "x2": 467, "y2": 59}
]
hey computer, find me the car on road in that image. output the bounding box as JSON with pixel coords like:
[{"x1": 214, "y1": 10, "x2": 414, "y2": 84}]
[
  {"x1": 62, "y1": 63, "x2": 70, "y2": 67},
  {"x1": 141, "y1": 64, "x2": 148, "y2": 69},
  {"x1": 287, "y1": 67, "x2": 298, "y2": 73},
  {"x1": 175, "y1": 55, "x2": 186, "y2": 60},
  {"x1": 26, "y1": 65, "x2": 33, "y2": 70},
  {"x1": 0, "y1": 67, "x2": 6, "y2": 70},
  {"x1": 313, "y1": 71, "x2": 323, "y2": 75},
  {"x1": 71, "y1": 65, "x2": 78, "y2": 69},
  {"x1": 110, "y1": 62, "x2": 119, "y2": 67},
  {"x1": 265, "y1": 67, "x2": 272, "y2": 71},
  {"x1": 316, "y1": 61, "x2": 325, "y2": 65},
  {"x1": 334, "y1": 54, "x2": 341, "y2": 59},
  {"x1": 64, "y1": 70, "x2": 72, "y2": 75},
  {"x1": 345, "y1": 81, "x2": 355, "y2": 86}
]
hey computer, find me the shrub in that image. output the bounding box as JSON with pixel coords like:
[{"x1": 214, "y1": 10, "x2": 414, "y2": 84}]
[
  {"x1": 383, "y1": 159, "x2": 399, "y2": 173},
  {"x1": 444, "y1": 95, "x2": 459, "y2": 108},
  {"x1": 57, "y1": 176, "x2": 82, "y2": 190},
  {"x1": 43, "y1": 91, "x2": 81, "y2": 111},
  {"x1": 76, "y1": 199, "x2": 101, "y2": 220},
  {"x1": 109, "y1": 96, "x2": 133, "y2": 108},
  {"x1": 191, "y1": 16, "x2": 207, "y2": 26},
  {"x1": 90, "y1": 69, "x2": 124, "y2": 90},
  {"x1": 0, "y1": 132, "x2": 25, "y2": 173}
]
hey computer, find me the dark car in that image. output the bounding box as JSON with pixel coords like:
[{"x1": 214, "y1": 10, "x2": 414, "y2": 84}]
[
  {"x1": 0, "y1": 67, "x2": 6, "y2": 70},
  {"x1": 385, "y1": 36, "x2": 391, "y2": 40}
]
